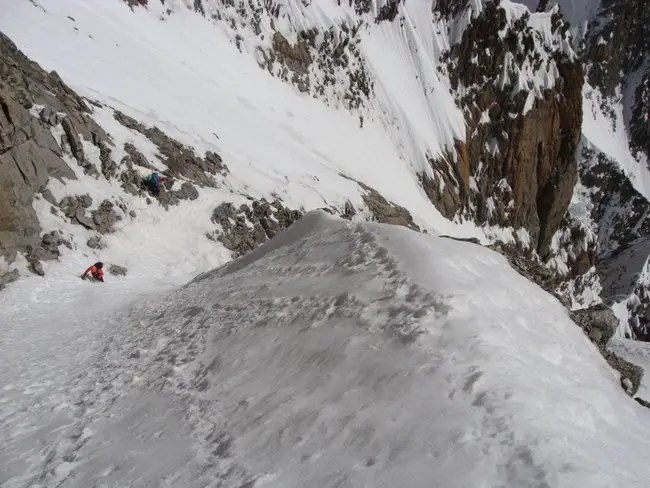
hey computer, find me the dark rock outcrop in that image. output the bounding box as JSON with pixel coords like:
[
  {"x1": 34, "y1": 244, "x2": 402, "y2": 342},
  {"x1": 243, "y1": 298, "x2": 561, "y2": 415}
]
[
  {"x1": 92, "y1": 200, "x2": 121, "y2": 234},
  {"x1": 0, "y1": 31, "x2": 113, "y2": 263},
  {"x1": 87, "y1": 235, "x2": 104, "y2": 250},
  {"x1": 109, "y1": 264, "x2": 128, "y2": 276},
  {"x1": 359, "y1": 183, "x2": 419, "y2": 231},
  {"x1": 113, "y1": 110, "x2": 227, "y2": 187},
  {"x1": 210, "y1": 199, "x2": 302, "y2": 256},
  {"x1": 376, "y1": 0, "x2": 401, "y2": 22},
  {"x1": 436, "y1": 3, "x2": 582, "y2": 257},
  {"x1": 0, "y1": 268, "x2": 19, "y2": 290},
  {"x1": 570, "y1": 304, "x2": 619, "y2": 346}
]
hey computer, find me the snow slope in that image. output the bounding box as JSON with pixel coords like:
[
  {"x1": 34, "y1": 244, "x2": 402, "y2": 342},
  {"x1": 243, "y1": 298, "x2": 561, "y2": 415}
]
[
  {"x1": 4, "y1": 211, "x2": 649, "y2": 488},
  {"x1": 0, "y1": 0, "x2": 476, "y2": 237}
]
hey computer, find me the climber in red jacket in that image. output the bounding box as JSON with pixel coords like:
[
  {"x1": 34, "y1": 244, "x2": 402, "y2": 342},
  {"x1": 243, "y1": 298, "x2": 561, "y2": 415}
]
[{"x1": 81, "y1": 262, "x2": 104, "y2": 282}]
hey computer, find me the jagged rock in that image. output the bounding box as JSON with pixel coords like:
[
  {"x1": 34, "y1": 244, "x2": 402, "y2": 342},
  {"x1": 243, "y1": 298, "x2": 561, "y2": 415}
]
[
  {"x1": 36, "y1": 230, "x2": 70, "y2": 260},
  {"x1": 29, "y1": 259, "x2": 45, "y2": 276},
  {"x1": 635, "y1": 397, "x2": 650, "y2": 409},
  {"x1": 87, "y1": 235, "x2": 104, "y2": 249},
  {"x1": 99, "y1": 142, "x2": 117, "y2": 179},
  {"x1": 176, "y1": 181, "x2": 199, "y2": 200},
  {"x1": 59, "y1": 196, "x2": 78, "y2": 217},
  {"x1": 570, "y1": 304, "x2": 619, "y2": 346},
  {"x1": 0, "y1": 268, "x2": 19, "y2": 290},
  {"x1": 109, "y1": 264, "x2": 128, "y2": 276},
  {"x1": 113, "y1": 110, "x2": 226, "y2": 187},
  {"x1": 602, "y1": 350, "x2": 643, "y2": 396},
  {"x1": 119, "y1": 168, "x2": 143, "y2": 195},
  {"x1": 437, "y1": 3, "x2": 582, "y2": 256},
  {"x1": 123, "y1": 142, "x2": 153, "y2": 169},
  {"x1": 41, "y1": 189, "x2": 58, "y2": 206},
  {"x1": 376, "y1": 0, "x2": 400, "y2": 22},
  {"x1": 157, "y1": 188, "x2": 180, "y2": 208},
  {"x1": 342, "y1": 200, "x2": 356, "y2": 219},
  {"x1": 60, "y1": 195, "x2": 98, "y2": 230},
  {"x1": 204, "y1": 151, "x2": 227, "y2": 173},
  {"x1": 271, "y1": 32, "x2": 312, "y2": 93},
  {"x1": 75, "y1": 207, "x2": 95, "y2": 230},
  {"x1": 359, "y1": 183, "x2": 419, "y2": 231},
  {"x1": 0, "y1": 32, "x2": 101, "y2": 262},
  {"x1": 61, "y1": 117, "x2": 84, "y2": 162},
  {"x1": 211, "y1": 199, "x2": 302, "y2": 256},
  {"x1": 92, "y1": 200, "x2": 120, "y2": 234},
  {"x1": 78, "y1": 194, "x2": 93, "y2": 208}
]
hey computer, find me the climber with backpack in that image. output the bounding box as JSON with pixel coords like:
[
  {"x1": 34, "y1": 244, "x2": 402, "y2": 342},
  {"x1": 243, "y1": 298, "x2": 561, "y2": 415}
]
[
  {"x1": 143, "y1": 171, "x2": 165, "y2": 196},
  {"x1": 81, "y1": 262, "x2": 104, "y2": 282}
]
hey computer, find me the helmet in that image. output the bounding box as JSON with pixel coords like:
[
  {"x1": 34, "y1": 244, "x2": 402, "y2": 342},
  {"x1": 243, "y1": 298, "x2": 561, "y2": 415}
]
[{"x1": 95, "y1": 262, "x2": 104, "y2": 268}]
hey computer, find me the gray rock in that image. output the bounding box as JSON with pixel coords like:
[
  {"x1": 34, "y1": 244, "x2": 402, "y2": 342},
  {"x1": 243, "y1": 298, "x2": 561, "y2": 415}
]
[
  {"x1": 36, "y1": 230, "x2": 68, "y2": 260},
  {"x1": 211, "y1": 199, "x2": 302, "y2": 257},
  {"x1": 87, "y1": 235, "x2": 104, "y2": 250},
  {"x1": 0, "y1": 32, "x2": 106, "y2": 261},
  {"x1": 59, "y1": 196, "x2": 79, "y2": 218},
  {"x1": 0, "y1": 268, "x2": 19, "y2": 290},
  {"x1": 570, "y1": 304, "x2": 619, "y2": 346},
  {"x1": 39, "y1": 105, "x2": 64, "y2": 127},
  {"x1": 113, "y1": 110, "x2": 227, "y2": 187},
  {"x1": 158, "y1": 189, "x2": 180, "y2": 208},
  {"x1": 0, "y1": 148, "x2": 43, "y2": 261},
  {"x1": 588, "y1": 328, "x2": 603, "y2": 343},
  {"x1": 61, "y1": 117, "x2": 84, "y2": 163},
  {"x1": 99, "y1": 142, "x2": 117, "y2": 179},
  {"x1": 75, "y1": 207, "x2": 95, "y2": 230},
  {"x1": 41, "y1": 189, "x2": 58, "y2": 206},
  {"x1": 92, "y1": 200, "x2": 120, "y2": 234},
  {"x1": 602, "y1": 349, "x2": 644, "y2": 396},
  {"x1": 108, "y1": 264, "x2": 128, "y2": 276},
  {"x1": 29, "y1": 259, "x2": 45, "y2": 276},
  {"x1": 78, "y1": 194, "x2": 93, "y2": 208},
  {"x1": 123, "y1": 142, "x2": 153, "y2": 169},
  {"x1": 177, "y1": 181, "x2": 199, "y2": 200},
  {"x1": 119, "y1": 168, "x2": 144, "y2": 196}
]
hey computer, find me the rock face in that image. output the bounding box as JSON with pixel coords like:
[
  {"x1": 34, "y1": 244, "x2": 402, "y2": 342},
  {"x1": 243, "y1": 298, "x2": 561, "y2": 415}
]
[
  {"x1": 437, "y1": 2, "x2": 582, "y2": 256},
  {"x1": 0, "y1": 31, "x2": 112, "y2": 263},
  {"x1": 581, "y1": 0, "x2": 650, "y2": 156},
  {"x1": 113, "y1": 110, "x2": 227, "y2": 187}
]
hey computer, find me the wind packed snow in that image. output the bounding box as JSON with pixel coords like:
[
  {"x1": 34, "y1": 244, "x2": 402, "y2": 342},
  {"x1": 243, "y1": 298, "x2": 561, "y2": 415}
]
[{"x1": 4, "y1": 211, "x2": 650, "y2": 487}]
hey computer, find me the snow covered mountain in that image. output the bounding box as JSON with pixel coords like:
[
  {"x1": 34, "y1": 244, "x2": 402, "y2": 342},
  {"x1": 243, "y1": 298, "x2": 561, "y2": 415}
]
[
  {"x1": 6, "y1": 210, "x2": 650, "y2": 487},
  {"x1": 3, "y1": 0, "x2": 650, "y2": 485}
]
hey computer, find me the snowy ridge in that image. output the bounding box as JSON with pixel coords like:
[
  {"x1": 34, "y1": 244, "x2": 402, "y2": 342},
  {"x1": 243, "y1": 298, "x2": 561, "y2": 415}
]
[{"x1": 14, "y1": 211, "x2": 650, "y2": 487}]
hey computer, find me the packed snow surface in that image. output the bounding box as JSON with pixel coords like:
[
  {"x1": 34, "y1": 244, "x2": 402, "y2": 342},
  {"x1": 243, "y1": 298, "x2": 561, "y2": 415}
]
[{"x1": 4, "y1": 211, "x2": 650, "y2": 487}]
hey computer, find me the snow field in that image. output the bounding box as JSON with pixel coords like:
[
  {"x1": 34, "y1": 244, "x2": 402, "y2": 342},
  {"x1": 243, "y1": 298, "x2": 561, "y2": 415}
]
[{"x1": 20, "y1": 211, "x2": 650, "y2": 488}]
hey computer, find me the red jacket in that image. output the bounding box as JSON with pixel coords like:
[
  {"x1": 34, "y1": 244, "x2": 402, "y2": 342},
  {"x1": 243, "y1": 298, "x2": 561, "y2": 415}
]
[{"x1": 83, "y1": 265, "x2": 104, "y2": 281}]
